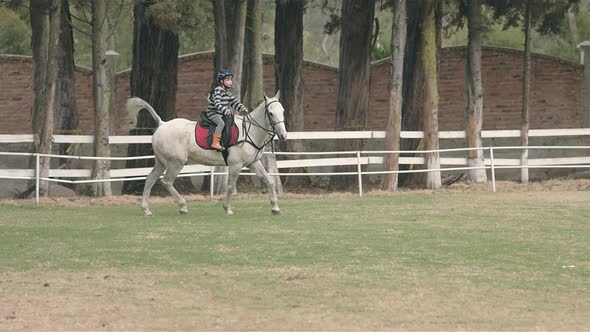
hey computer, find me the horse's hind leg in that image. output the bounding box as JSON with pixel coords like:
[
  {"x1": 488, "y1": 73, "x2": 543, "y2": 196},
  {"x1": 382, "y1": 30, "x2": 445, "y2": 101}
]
[
  {"x1": 248, "y1": 160, "x2": 281, "y2": 215},
  {"x1": 159, "y1": 161, "x2": 189, "y2": 215},
  {"x1": 142, "y1": 159, "x2": 165, "y2": 216}
]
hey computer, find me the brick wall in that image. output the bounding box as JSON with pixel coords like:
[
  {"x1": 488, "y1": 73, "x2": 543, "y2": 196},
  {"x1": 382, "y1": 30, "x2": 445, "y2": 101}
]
[
  {"x1": 439, "y1": 46, "x2": 584, "y2": 130},
  {"x1": 0, "y1": 46, "x2": 584, "y2": 135},
  {"x1": 0, "y1": 56, "x2": 36, "y2": 134}
]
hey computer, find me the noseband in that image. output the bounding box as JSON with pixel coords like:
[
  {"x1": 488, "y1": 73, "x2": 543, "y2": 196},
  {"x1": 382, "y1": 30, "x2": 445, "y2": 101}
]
[{"x1": 264, "y1": 99, "x2": 284, "y2": 132}]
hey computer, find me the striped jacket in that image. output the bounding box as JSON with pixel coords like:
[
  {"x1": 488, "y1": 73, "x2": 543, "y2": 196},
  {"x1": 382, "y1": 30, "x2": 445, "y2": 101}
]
[{"x1": 207, "y1": 86, "x2": 247, "y2": 115}]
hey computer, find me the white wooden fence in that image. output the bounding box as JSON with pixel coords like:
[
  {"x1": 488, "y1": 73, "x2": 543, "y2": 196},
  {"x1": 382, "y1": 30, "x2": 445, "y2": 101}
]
[{"x1": 1, "y1": 128, "x2": 590, "y2": 205}]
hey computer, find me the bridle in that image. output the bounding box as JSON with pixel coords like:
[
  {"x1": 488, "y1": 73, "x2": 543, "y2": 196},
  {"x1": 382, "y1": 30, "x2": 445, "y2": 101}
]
[{"x1": 239, "y1": 99, "x2": 284, "y2": 152}]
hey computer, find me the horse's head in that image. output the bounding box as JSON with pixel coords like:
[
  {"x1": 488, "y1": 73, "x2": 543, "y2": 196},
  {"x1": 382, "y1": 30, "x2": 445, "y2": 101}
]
[{"x1": 264, "y1": 90, "x2": 288, "y2": 141}]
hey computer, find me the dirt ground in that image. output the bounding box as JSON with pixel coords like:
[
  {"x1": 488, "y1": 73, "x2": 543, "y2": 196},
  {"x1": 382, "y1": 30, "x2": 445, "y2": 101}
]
[
  {"x1": 2, "y1": 178, "x2": 589, "y2": 208},
  {"x1": 3, "y1": 268, "x2": 589, "y2": 331}
]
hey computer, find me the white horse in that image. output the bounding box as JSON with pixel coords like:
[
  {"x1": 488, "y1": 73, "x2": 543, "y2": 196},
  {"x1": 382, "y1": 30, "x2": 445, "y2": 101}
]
[{"x1": 125, "y1": 91, "x2": 287, "y2": 216}]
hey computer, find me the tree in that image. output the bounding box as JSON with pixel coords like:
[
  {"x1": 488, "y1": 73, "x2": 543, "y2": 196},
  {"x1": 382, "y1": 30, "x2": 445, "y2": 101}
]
[
  {"x1": 396, "y1": 0, "x2": 426, "y2": 187},
  {"x1": 244, "y1": 0, "x2": 263, "y2": 110},
  {"x1": 0, "y1": 6, "x2": 31, "y2": 55},
  {"x1": 487, "y1": 0, "x2": 580, "y2": 182},
  {"x1": 29, "y1": 0, "x2": 62, "y2": 197},
  {"x1": 329, "y1": 0, "x2": 376, "y2": 191},
  {"x1": 244, "y1": 0, "x2": 283, "y2": 194},
  {"x1": 226, "y1": 0, "x2": 247, "y2": 99},
  {"x1": 382, "y1": 0, "x2": 407, "y2": 191},
  {"x1": 202, "y1": 0, "x2": 230, "y2": 195},
  {"x1": 89, "y1": 0, "x2": 113, "y2": 196},
  {"x1": 201, "y1": 0, "x2": 248, "y2": 195},
  {"x1": 465, "y1": 0, "x2": 487, "y2": 182},
  {"x1": 124, "y1": 1, "x2": 189, "y2": 195},
  {"x1": 56, "y1": 0, "x2": 79, "y2": 155},
  {"x1": 520, "y1": 0, "x2": 532, "y2": 183},
  {"x1": 421, "y1": 0, "x2": 441, "y2": 189},
  {"x1": 275, "y1": 0, "x2": 305, "y2": 153},
  {"x1": 211, "y1": 0, "x2": 228, "y2": 88},
  {"x1": 54, "y1": 0, "x2": 83, "y2": 194}
]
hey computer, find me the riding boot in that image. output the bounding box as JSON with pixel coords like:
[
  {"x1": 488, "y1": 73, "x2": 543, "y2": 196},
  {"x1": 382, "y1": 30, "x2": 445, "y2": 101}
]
[{"x1": 211, "y1": 133, "x2": 223, "y2": 151}]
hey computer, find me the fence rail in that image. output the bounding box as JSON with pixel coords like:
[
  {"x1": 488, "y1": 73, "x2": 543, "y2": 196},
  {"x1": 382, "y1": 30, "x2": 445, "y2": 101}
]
[
  {"x1": 1, "y1": 129, "x2": 589, "y2": 205},
  {"x1": 2, "y1": 128, "x2": 590, "y2": 144}
]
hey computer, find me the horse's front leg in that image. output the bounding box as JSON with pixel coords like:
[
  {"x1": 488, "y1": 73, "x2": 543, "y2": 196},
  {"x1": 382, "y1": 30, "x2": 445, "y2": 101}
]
[
  {"x1": 248, "y1": 160, "x2": 281, "y2": 215},
  {"x1": 223, "y1": 164, "x2": 242, "y2": 215}
]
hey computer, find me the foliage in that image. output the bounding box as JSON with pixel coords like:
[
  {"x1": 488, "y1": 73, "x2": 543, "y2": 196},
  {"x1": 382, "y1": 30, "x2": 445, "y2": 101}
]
[
  {"x1": 486, "y1": 0, "x2": 579, "y2": 34},
  {"x1": 67, "y1": 0, "x2": 135, "y2": 70},
  {"x1": 442, "y1": 0, "x2": 587, "y2": 62},
  {"x1": 175, "y1": 0, "x2": 214, "y2": 56},
  {"x1": 0, "y1": 6, "x2": 31, "y2": 55}
]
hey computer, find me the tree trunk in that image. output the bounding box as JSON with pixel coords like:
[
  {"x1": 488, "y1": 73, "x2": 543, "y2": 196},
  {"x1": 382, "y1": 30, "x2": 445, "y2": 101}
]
[
  {"x1": 55, "y1": 0, "x2": 82, "y2": 191},
  {"x1": 275, "y1": 0, "x2": 305, "y2": 188},
  {"x1": 465, "y1": 0, "x2": 487, "y2": 182},
  {"x1": 223, "y1": 0, "x2": 246, "y2": 194},
  {"x1": 205, "y1": 0, "x2": 247, "y2": 195},
  {"x1": 90, "y1": 0, "x2": 112, "y2": 196},
  {"x1": 41, "y1": 0, "x2": 62, "y2": 196},
  {"x1": 399, "y1": 0, "x2": 425, "y2": 187},
  {"x1": 382, "y1": 0, "x2": 407, "y2": 191},
  {"x1": 521, "y1": 0, "x2": 532, "y2": 183},
  {"x1": 435, "y1": 0, "x2": 443, "y2": 72},
  {"x1": 226, "y1": 0, "x2": 247, "y2": 100},
  {"x1": 124, "y1": 2, "x2": 189, "y2": 195},
  {"x1": 28, "y1": 0, "x2": 49, "y2": 196},
  {"x1": 30, "y1": 0, "x2": 48, "y2": 138},
  {"x1": 212, "y1": 0, "x2": 228, "y2": 89},
  {"x1": 106, "y1": 13, "x2": 118, "y2": 135},
  {"x1": 245, "y1": 0, "x2": 264, "y2": 109},
  {"x1": 421, "y1": 0, "x2": 441, "y2": 189},
  {"x1": 56, "y1": 0, "x2": 79, "y2": 146},
  {"x1": 275, "y1": 0, "x2": 305, "y2": 154},
  {"x1": 202, "y1": 0, "x2": 230, "y2": 195},
  {"x1": 245, "y1": 0, "x2": 283, "y2": 194},
  {"x1": 29, "y1": 0, "x2": 61, "y2": 197},
  {"x1": 329, "y1": 0, "x2": 376, "y2": 192}
]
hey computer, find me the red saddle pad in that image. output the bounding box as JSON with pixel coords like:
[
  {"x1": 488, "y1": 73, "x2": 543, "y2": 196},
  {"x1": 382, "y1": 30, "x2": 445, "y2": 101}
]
[{"x1": 195, "y1": 122, "x2": 239, "y2": 150}]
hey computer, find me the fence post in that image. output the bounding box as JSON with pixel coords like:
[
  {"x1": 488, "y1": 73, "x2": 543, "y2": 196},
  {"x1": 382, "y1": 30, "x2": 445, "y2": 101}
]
[
  {"x1": 357, "y1": 151, "x2": 363, "y2": 197},
  {"x1": 35, "y1": 153, "x2": 40, "y2": 206},
  {"x1": 210, "y1": 166, "x2": 215, "y2": 200},
  {"x1": 489, "y1": 146, "x2": 496, "y2": 193}
]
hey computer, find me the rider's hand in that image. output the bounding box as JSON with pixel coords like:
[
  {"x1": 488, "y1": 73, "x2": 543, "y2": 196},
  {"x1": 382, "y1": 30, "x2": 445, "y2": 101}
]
[
  {"x1": 224, "y1": 109, "x2": 232, "y2": 116},
  {"x1": 243, "y1": 108, "x2": 249, "y2": 114}
]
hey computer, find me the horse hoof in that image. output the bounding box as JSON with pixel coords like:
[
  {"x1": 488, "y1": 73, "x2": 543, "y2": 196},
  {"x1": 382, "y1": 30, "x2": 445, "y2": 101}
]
[
  {"x1": 180, "y1": 208, "x2": 188, "y2": 215},
  {"x1": 144, "y1": 210, "x2": 153, "y2": 217},
  {"x1": 225, "y1": 210, "x2": 234, "y2": 216},
  {"x1": 272, "y1": 209, "x2": 281, "y2": 216}
]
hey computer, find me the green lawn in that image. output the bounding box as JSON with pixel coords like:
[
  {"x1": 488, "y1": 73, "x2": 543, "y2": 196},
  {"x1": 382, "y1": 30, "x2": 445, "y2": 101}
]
[{"x1": 1, "y1": 192, "x2": 589, "y2": 330}]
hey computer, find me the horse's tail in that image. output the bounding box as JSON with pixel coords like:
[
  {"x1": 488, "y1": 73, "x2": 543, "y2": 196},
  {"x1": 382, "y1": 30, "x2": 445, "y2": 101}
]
[{"x1": 124, "y1": 97, "x2": 163, "y2": 130}]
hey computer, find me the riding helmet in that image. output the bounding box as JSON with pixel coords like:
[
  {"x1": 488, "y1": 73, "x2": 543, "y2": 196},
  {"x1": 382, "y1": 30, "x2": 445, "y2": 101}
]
[{"x1": 217, "y1": 69, "x2": 234, "y2": 82}]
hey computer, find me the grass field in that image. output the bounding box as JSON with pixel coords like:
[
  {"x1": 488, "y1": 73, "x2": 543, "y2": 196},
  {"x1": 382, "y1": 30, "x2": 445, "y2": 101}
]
[{"x1": 1, "y1": 189, "x2": 590, "y2": 330}]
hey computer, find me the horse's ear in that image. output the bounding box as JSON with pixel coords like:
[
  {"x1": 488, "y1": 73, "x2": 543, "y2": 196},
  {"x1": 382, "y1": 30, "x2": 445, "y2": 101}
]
[
  {"x1": 263, "y1": 93, "x2": 269, "y2": 102},
  {"x1": 274, "y1": 90, "x2": 281, "y2": 100}
]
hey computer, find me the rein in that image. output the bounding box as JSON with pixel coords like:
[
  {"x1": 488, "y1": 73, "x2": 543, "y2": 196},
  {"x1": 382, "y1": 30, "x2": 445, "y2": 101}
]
[{"x1": 238, "y1": 99, "x2": 283, "y2": 152}]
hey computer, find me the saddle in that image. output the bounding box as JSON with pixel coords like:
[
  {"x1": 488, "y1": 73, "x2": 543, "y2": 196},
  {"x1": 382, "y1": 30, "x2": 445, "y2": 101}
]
[{"x1": 195, "y1": 112, "x2": 239, "y2": 151}]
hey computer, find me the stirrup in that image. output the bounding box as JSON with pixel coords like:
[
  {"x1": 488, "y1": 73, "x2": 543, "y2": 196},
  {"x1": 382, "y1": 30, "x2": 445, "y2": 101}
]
[{"x1": 211, "y1": 144, "x2": 225, "y2": 152}]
